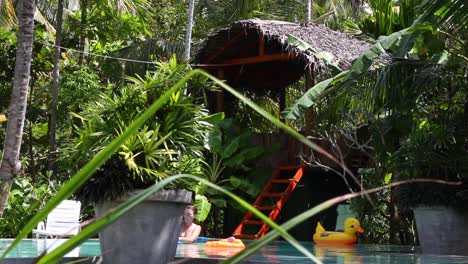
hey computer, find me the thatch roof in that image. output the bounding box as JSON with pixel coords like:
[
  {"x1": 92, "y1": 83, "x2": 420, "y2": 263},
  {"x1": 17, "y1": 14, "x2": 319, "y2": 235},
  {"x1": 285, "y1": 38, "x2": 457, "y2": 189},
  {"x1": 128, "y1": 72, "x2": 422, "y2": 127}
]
[{"x1": 195, "y1": 19, "x2": 371, "y2": 91}]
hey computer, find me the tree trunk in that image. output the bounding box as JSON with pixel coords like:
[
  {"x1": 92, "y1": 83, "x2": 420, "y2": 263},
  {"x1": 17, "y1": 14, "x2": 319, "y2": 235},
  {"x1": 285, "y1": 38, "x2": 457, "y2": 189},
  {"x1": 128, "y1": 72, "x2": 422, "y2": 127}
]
[
  {"x1": 28, "y1": 119, "x2": 36, "y2": 181},
  {"x1": 0, "y1": 182, "x2": 12, "y2": 218},
  {"x1": 48, "y1": 0, "x2": 64, "y2": 176},
  {"x1": 78, "y1": 0, "x2": 88, "y2": 65},
  {"x1": 389, "y1": 188, "x2": 401, "y2": 244},
  {"x1": 183, "y1": 0, "x2": 195, "y2": 62},
  {"x1": 0, "y1": 0, "x2": 35, "y2": 215},
  {"x1": 305, "y1": 0, "x2": 311, "y2": 24},
  {"x1": 28, "y1": 75, "x2": 36, "y2": 182}
]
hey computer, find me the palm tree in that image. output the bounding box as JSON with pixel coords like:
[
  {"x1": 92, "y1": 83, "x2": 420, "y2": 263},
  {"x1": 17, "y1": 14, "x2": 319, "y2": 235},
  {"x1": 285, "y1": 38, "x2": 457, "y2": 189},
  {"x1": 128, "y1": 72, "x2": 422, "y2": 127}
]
[
  {"x1": 48, "y1": 0, "x2": 64, "y2": 175},
  {"x1": 77, "y1": 0, "x2": 88, "y2": 64},
  {"x1": 0, "y1": 0, "x2": 36, "y2": 216},
  {"x1": 305, "y1": 0, "x2": 311, "y2": 24},
  {"x1": 184, "y1": 0, "x2": 196, "y2": 62},
  {"x1": 75, "y1": 0, "x2": 152, "y2": 64}
]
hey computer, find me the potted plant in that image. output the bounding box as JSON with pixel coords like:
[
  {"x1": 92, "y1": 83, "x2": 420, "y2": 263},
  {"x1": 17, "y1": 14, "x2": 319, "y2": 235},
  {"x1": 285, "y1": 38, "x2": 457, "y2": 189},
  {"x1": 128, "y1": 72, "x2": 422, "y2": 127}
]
[
  {"x1": 71, "y1": 57, "x2": 215, "y2": 264},
  {"x1": 394, "y1": 124, "x2": 468, "y2": 255}
]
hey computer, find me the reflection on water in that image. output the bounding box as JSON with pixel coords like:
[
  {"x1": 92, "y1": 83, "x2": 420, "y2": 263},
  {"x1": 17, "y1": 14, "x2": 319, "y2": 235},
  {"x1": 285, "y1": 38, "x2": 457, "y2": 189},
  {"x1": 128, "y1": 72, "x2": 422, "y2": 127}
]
[
  {"x1": 203, "y1": 246, "x2": 244, "y2": 258},
  {"x1": 314, "y1": 244, "x2": 362, "y2": 264},
  {"x1": 178, "y1": 244, "x2": 201, "y2": 258},
  {"x1": 177, "y1": 241, "x2": 468, "y2": 264},
  {"x1": 2, "y1": 238, "x2": 468, "y2": 263}
]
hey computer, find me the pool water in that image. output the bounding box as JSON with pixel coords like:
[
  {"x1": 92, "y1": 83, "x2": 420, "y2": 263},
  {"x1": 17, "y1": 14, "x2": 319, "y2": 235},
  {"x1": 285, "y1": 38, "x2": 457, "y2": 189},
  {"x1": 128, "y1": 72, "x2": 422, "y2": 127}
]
[
  {"x1": 0, "y1": 239, "x2": 100, "y2": 258},
  {"x1": 177, "y1": 241, "x2": 468, "y2": 264},
  {"x1": 1, "y1": 239, "x2": 468, "y2": 263}
]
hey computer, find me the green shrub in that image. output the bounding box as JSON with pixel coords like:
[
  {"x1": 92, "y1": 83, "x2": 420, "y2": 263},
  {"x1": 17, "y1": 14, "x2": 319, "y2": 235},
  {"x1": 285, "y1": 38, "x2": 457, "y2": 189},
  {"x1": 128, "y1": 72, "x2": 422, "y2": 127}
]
[{"x1": 0, "y1": 177, "x2": 58, "y2": 238}]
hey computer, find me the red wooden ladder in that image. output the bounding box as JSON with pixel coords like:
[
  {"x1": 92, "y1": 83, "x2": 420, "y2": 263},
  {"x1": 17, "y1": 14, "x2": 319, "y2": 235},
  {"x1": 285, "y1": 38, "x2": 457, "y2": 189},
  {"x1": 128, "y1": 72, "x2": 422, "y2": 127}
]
[{"x1": 232, "y1": 164, "x2": 306, "y2": 239}]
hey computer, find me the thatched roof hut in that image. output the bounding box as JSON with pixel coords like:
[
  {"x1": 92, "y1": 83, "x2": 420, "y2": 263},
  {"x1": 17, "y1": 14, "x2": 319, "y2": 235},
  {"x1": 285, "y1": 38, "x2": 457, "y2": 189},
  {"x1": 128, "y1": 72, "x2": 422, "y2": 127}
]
[
  {"x1": 195, "y1": 19, "x2": 374, "y2": 166},
  {"x1": 196, "y1": 19, "x2": 370, "y2": 91}
]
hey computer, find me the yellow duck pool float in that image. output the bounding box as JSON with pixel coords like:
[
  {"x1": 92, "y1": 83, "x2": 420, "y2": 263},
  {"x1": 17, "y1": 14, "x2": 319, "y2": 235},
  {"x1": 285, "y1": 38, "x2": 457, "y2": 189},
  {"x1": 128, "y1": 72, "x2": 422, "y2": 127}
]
[{"x1": 313, "y1": 217, "x2": 364, "y2": 245}]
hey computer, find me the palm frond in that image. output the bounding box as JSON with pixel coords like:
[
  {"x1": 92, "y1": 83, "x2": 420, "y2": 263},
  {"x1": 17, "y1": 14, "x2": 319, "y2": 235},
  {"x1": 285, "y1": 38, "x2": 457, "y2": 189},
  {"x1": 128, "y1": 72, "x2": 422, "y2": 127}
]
[
  {"x1": 34, "y1": 7, "x2": 56, "y2": 35},
  {"x1": 316, "y1": 58, "x2": 465, "y2": 130},
  {"x1": 36, "y1": 0, "x2": 58, "y2": 27},
  {"x1": 115, "y1": 39, "x2": 184, "y2": 76},
  {"x1": 0, "y1": 0, "x2": 17, "y2": 28},
  {"x1": 416, "y1": 0, "x2": 468, "y2": 30}
]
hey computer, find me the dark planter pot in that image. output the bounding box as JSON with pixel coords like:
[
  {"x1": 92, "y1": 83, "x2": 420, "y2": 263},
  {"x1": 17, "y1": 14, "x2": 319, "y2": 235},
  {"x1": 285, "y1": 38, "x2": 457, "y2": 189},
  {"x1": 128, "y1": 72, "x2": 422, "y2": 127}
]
[
  {"x1": 413, "y1": 206, "x2": 468, "y2": 256},
  {"x1": 95, "y1": 190, "x2": 192, "y2": 264}
]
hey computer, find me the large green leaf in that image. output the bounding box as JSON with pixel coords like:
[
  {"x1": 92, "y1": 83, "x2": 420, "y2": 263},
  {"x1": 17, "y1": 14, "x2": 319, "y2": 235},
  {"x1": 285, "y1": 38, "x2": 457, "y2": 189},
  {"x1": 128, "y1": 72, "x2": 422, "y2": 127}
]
[
  {"x1": 221, "y1": 136, "x2": 240, "y2": 159},
  {"x1": 351, "y1": 28, "x2": 410, "y2": 74},
  {"x1": 284, "y1": 71, "x2": 348, "y2": 120},
  {"x1": 208, "y1": 129, "x2": 223, "y2": 152},
  {"x1": 230, "y1": 176, "x2": 258, "y2": 197},
  {"x1": 201, "y1": 112, "x2": 225, "y2": 125},
  {"x1": 228, "y1": 147, "x2": 264, "y2": 166},
  {"x1": 285, "y1": 26, "x2": 419, "y2": 121},
  {"x1": 287, "y1": 34, "x2": 342, "y2": 74},
  {"x1": 194, "y1": 194, "x2": 211, "y2": 222},
  {"x1": 210, "y1": 198, "x2": 227, "y2": 208}
]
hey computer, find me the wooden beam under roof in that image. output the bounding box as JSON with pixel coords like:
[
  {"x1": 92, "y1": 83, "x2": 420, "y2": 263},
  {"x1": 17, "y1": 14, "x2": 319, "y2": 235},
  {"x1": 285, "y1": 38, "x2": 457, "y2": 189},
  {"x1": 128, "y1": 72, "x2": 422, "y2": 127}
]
[
  {"x1": 221, "y1": 53, "x2": 297, "y2": 65},
  {"x1": 205, "y1": 31, "x2": 245, "y2": 63}
]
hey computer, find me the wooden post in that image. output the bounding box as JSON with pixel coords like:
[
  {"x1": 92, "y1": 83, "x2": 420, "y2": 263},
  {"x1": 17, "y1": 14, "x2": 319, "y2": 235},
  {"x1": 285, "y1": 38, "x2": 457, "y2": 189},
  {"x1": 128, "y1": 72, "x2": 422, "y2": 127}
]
[
  {"x1": 216, "y1": 69, "x2": 224, "y2": 113},
  {"x1": 279, "y1": 87, "x2": 286, "y2": 124},
  {"x1": 258, "y1": 32, "x2": 264, "y2": 56},
  {"x1": 305, "y1": 67, "x2": 314, "y2": 136},
  {"x1": 304, "y1": 66, "x2": 314, "y2": 160}
]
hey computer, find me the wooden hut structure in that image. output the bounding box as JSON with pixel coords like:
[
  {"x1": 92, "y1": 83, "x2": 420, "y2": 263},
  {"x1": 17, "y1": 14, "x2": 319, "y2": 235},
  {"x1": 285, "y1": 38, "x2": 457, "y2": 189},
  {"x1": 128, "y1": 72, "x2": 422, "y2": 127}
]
[
  {"x1": 195, "y1": 19, "x2": 371, "y2": 240},
  {"x1": 196, "y1": 19, "x2": 370, "y2": 166}
]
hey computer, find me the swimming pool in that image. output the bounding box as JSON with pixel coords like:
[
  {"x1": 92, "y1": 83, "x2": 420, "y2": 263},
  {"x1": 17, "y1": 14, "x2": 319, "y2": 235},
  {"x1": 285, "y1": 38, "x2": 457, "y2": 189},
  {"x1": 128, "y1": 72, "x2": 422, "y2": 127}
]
[
  {"x1": 1, "y1": 239, "x2": 468, "y2": 263},
  {"x1": 177, "y1": 241, "x2": 468, "y2": 264},
  {"x1": 0, "y1": 239, "x2": 100, "y2": 258}
]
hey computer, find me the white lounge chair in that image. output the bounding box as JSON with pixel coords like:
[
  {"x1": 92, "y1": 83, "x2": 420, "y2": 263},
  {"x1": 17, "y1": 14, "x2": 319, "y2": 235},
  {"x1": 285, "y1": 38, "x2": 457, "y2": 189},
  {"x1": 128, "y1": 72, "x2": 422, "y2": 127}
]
[{"x1": 33, "y1": 200, "x2": 82, "y2": 239}]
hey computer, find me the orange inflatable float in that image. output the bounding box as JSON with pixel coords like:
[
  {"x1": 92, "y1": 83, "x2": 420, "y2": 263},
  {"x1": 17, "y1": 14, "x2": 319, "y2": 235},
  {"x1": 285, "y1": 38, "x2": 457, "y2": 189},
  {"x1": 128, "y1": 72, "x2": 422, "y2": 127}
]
[
  {"x1": 204, "y1": 237, "x2": 245, "y2": 248},
  {"x1": 203, "y1": 237, "x2": 245, "y2": 257}
]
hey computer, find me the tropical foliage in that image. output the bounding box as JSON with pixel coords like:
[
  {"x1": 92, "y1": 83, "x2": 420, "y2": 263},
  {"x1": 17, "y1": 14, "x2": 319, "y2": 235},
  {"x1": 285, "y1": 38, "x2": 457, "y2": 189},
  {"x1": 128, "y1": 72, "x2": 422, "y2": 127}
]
[
  {"x1": 285, "y1": 0, "x2": 468, "y2": 244},
  {"x1": 0, "y1": 177, "x2": 57, "y2": 237},
  {"x1": 0, "y1": 0, "x2": 467, "y2": 262},
  {"x1": 73, "y1": 57, "x2": 214, "y2": 204},
  {"x1": 198, "y1": 118, "x2": 272, "y2": 236}
]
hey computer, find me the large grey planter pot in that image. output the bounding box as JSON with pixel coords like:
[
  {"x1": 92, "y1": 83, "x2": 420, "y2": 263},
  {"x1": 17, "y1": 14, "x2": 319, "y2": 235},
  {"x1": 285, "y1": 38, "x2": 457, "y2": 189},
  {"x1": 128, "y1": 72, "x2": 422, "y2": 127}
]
[
  {"x1": 413, "y1": 206, "x2": 468, "y2": 256},
  {"x1": 94, "y1": 190, "x2": 192, "y2": 264}
]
